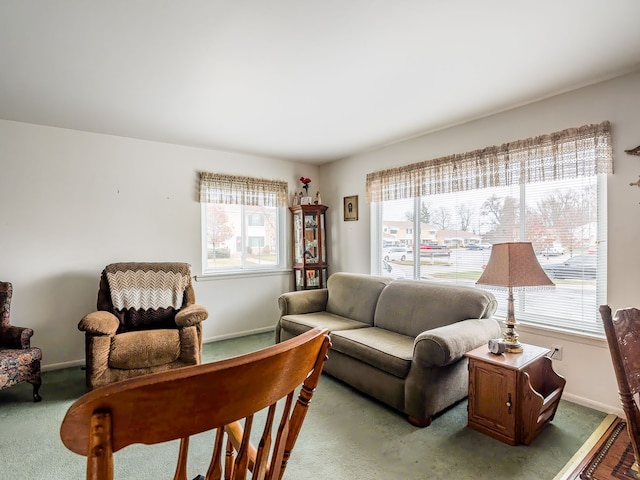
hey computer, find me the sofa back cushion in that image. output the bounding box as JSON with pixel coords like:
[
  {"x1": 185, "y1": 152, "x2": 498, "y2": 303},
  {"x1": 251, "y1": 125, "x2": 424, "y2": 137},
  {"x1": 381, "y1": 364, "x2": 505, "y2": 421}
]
[
  {"x1": 374, "y1": 280, "x2": 497, "y2": 337},
  {"x1": 326, "y1": 273, "x2": 392, "y2": 326}
]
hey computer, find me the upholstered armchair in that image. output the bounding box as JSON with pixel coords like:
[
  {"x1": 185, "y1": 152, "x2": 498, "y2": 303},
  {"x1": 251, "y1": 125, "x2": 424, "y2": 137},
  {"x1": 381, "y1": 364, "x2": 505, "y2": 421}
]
[
  {"x1": 0, "y1": 281, "x2": 42, "y2": 401},
  {"x1": 78, "y1": 262, "x2": 209, "y2": 389}
]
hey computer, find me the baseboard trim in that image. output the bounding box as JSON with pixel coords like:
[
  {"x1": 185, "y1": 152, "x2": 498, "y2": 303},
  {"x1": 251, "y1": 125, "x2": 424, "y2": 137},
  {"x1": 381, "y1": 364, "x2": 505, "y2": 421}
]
[
  {"x1": 562, "y1": 392, "x2": 624, "y2": 418},
  {"x1": 202, "y1": 326, "x2": 275, "y2": 345},
  {"x1": 42, "y1": 359, "x2": 85, "y2": 372}
]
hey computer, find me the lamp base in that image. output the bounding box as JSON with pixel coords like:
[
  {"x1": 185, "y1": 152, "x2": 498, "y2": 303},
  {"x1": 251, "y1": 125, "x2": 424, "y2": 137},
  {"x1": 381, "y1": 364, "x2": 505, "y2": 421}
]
[
  {"x1": 503, "y1": 323, "x2": 524, "y2": 354},
  {"x1": 502, "y1": 287, "x2": 525, "y2": 353},
  {"x1": 504, "y1": 342, "x2": 524, "y2": 354}
]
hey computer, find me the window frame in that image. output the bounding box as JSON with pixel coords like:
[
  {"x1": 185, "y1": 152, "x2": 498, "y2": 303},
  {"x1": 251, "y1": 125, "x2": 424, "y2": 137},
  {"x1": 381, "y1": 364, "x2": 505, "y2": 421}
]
[
  {"x1": 201, "y1": 203, "x2": 287, "y2": 276},
  {"x1": 368, "y1": 122, "x2": 612, "y2": 337},
  {"x1": 371, "y1": 174, "x2": 607, "y2": 336},
  {"x1": 199, "y1": 172, "x2": 289, "y2": 278}
]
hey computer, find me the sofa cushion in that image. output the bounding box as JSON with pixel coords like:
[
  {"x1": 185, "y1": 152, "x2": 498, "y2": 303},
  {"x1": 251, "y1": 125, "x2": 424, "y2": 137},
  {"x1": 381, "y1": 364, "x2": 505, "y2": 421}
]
[
  {"x1": 330, "y1": 327, "x2": 413, "y2": 379},
  {"x1": 280, "y1": 312, "x2": 370, "y2": 337},
  {"x1": 374, "y1": 280, "x2": 497, "y2": 337},
  {"x1": 326, "y1": 273, "x2": 391, "y2": 326},
  {"x1": 109, "y1": 329, "x2": 180, "y2": 369}
]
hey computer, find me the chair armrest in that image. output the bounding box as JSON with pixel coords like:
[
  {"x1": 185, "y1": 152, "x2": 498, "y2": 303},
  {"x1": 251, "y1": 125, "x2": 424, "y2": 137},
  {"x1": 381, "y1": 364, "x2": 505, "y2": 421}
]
[
  {"x1": 278, "y1": 289, "x2": 328, "y2": 316},
  {"x1": 78, "y1": 311, "x2": 120, "y2": 336},
  {"x1": 175, "y1": 304, "x2": 209, "y2": 327},
  {"x1": 413, "y1": 318, "x2": 501, "y2": 367},
  {"x1": 0, "y1": 325, "x2": 33, "y2": 348}
]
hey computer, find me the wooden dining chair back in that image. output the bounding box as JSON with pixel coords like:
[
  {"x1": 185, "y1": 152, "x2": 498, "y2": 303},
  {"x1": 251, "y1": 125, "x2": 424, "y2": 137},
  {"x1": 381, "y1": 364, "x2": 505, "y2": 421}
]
[
  {"x1": 600, "y1": 305, "x2": 640, "y2": 473},
  {"x1": 60, "y1": 327, "x2": 331, "y2": 480}
]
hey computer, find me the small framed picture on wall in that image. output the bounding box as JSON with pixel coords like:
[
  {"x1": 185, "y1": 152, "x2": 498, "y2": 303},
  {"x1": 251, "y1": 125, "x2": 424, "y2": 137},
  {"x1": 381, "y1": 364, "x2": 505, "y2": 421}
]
[{"x1": 343, "y1": 195, "x2": 358, "y2": 221}]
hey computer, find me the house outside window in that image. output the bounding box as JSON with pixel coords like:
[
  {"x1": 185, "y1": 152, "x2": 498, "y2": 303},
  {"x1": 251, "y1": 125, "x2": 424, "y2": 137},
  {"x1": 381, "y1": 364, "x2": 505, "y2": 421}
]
[
  {"x1": 199, "y1": 173, "x2": 288, "y2": 274},
  {"x1": 368, "y1": 122, "x2": 612, "y2": 336},
  {"x1": 248, "y1": 213, "x2": 265, "y2": 226}
]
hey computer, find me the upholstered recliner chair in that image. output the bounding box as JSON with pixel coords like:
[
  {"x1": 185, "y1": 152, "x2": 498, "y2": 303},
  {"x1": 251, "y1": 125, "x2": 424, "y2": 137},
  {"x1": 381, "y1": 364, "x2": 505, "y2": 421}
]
[
  {"x1": 78, "y1": 262, "x2": 209, "y2": 389},
  {"x1": 0, "y1": 281, "x2": 42, "y2": 401}
]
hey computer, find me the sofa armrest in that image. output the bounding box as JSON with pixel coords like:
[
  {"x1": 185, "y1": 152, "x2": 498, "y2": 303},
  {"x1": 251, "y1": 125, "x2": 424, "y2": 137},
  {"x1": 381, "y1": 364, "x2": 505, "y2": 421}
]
[
  {"x1": 278, "y1": 289, "x2": 328, "y2": 316},
  {"x1": 0, "y1": 325, "x2": 33, "y2": 348},
  {"x1": 413, "y1": 318, "x2": 501, "y2": 367},
  {"x1": 175, "y1": 304, "x2": 209, "y2": 327},
  {"x1": 78, "y1": 311, "x2": 120, "y2": 336}
]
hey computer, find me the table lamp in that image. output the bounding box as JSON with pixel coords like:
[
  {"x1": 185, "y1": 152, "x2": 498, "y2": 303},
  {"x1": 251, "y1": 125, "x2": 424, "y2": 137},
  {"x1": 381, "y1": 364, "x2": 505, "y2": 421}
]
[{"x1": 476, "y1": 242, "x2": 554, "y2": 353}]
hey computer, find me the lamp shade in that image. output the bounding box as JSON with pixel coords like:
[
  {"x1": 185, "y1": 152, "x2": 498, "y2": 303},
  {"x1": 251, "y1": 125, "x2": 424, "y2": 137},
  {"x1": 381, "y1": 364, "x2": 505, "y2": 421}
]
[{"x1": 476, "y1": 242, "x2": 554, "y2": 288}]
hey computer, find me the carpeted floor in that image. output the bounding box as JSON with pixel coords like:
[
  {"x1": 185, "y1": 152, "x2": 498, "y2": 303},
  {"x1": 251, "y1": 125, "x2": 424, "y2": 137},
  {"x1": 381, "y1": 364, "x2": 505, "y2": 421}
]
[{"x1": 0, "y1": 332, "x2": 607, "y2": 479}]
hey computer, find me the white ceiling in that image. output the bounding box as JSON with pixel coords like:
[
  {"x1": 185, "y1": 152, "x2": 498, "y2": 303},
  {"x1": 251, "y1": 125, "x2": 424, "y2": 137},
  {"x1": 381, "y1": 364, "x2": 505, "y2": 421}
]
[{"x1": 1, "y1": 1, "x2": 640, "y2": 165}]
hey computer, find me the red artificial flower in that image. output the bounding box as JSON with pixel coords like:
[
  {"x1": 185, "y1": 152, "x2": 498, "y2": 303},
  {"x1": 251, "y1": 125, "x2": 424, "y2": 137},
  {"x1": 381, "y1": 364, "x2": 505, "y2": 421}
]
[{"x1": 300, "y1": 177, "x2": 311, "y2": 194}]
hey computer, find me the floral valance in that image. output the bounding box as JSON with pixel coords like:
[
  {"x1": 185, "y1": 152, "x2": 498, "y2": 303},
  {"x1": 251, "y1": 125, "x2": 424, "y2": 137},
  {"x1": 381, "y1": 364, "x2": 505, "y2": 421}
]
[
  {"x1": 366, "y1": 121, "x2": 613, "y2": 203},
  {"x1": 199, "y1": 172, "x2": 289, "y2": 208}
]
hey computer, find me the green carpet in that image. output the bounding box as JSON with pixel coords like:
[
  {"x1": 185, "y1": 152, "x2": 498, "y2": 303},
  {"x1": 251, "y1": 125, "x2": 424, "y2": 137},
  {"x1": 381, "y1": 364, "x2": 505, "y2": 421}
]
[{"x1": 0, "y1": 332, "x2": 606, "y2": 479}]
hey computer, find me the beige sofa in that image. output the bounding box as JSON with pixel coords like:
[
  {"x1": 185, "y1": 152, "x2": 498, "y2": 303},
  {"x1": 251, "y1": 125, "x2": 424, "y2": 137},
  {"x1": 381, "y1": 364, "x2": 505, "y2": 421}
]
[{"x1": 276, "y1": 272, "x2": 499, "y2": 427}]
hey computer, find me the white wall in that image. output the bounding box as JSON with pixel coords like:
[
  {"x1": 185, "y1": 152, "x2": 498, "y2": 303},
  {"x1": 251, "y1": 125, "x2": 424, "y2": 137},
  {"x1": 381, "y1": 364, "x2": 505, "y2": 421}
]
[
  {"x1": 3, "y1": 70, "x2": 638, "y2": 414},
  {"x1": 319, "y1": 70, "x2": 640, "y2": 415},
  {"x1": 0, "y1": 120, "x2": 319, "y2": 369}
]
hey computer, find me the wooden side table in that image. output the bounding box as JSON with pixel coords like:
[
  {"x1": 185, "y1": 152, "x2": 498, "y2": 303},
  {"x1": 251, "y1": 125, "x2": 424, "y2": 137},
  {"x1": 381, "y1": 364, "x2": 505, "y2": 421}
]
[{"x1": 465, "y1": 343, "x2": 566, "y2": 446}]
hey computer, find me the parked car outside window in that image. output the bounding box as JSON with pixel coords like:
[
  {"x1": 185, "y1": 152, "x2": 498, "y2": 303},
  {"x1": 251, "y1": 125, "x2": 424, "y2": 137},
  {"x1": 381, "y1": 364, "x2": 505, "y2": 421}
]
[
  {"x1": 412, "y1": 244, "x2": 451, "y2": 257},
  {"x1": 542, "y1": 254, "x2": 596, "y2": 279},
  {"x1": 466, "y1": 243, "x2": 492, "y2": 250},
  {"x1": 383, "y1": 246, "x2": 408, "y2": 262},
  {"x1": 537, "y1": 243, "x2": 564, "y2": 256}
]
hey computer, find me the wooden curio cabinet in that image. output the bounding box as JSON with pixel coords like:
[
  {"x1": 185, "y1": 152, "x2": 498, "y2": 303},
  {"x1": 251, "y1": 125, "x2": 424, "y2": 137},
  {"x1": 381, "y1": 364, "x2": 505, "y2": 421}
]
[{"x1": 290, "y1": 204, "x2": 328, "y2": 290}]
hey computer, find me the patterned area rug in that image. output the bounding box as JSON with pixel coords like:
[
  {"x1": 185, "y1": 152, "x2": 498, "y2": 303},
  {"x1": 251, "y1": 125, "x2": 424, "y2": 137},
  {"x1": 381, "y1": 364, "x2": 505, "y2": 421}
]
[{"x1": 559, "y1": 416, "x2": 640, "y2": 480}]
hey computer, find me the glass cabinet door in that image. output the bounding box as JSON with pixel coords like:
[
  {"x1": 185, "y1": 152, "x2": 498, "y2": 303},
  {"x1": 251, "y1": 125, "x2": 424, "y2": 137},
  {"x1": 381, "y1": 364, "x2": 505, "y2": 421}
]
[
  {"x1": 320, "y1": 212, "x2": 326, "y2": 263},
  {"x1": 293, "y1": 211, "x2": 303, "y2": 264},
  {"x1": 304, "y1": 212, "x2": 318, "y2": 263}
]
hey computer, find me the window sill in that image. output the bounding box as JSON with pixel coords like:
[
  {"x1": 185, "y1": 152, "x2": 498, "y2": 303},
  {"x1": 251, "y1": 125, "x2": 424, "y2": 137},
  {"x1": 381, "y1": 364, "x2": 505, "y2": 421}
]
[
  {"x1": 195, "y1": 269, "x2": 292, "y2": 282},
  {"x1": 492, "y1": 314, "x2": 606, "y2": 348}
]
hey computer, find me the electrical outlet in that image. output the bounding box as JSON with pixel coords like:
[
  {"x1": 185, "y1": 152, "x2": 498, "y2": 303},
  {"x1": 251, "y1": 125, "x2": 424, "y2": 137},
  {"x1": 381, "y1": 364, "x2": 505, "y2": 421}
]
[{"x1": 552, "y1": 345, "x2": 563, "y2": 361}]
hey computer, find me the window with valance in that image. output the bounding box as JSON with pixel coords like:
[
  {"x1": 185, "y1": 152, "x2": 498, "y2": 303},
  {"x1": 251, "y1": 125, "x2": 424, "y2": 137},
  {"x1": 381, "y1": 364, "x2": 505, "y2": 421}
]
[
  {"x1": 368, "y1": 121, "x2": 612, "y2": 336},
  {"x1": 199, "y1": 173, "x2": 288, "y2": 274}
]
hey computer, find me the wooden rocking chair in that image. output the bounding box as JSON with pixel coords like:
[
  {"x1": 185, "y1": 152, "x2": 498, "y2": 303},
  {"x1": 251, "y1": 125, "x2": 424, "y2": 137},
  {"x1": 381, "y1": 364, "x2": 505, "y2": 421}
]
[
  {"x1": 600, "y1": 305, "x2": 640, "y2": 474},
  {"x1": 60, "y1": 327, "x2": 331, "y2": 480}
]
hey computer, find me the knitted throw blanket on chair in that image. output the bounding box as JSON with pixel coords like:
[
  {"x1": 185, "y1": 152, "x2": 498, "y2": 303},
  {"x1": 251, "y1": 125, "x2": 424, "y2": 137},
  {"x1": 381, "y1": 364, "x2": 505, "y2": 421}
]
[{"x1": 105, "y1": 263, "x2": 191, "y2": 311}]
